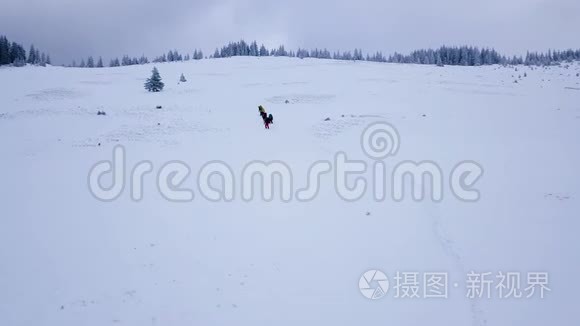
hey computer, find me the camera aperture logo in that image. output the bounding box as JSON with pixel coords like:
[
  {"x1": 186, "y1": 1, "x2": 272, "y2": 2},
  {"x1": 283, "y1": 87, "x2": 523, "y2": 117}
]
[{"x1": 359, "y1": 269, "x2": 390, "y2": 300}]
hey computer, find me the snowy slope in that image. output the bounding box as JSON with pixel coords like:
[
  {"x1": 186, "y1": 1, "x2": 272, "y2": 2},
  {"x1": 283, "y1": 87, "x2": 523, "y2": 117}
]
[{"x1": 1, "y1": 57, "x2": 579, "y2": 326}]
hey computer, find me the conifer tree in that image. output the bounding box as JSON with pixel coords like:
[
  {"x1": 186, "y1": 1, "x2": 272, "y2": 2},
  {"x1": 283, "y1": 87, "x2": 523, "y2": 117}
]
[
  {"x1": 0, "y1": 36, "x2": 11, "y2": 65},
  {"x1": 144, "y1": 67, "x2": 164, "y2": 92},
  {"x1": 27, "y1": 45, "x2": 36, "y2": 64}
]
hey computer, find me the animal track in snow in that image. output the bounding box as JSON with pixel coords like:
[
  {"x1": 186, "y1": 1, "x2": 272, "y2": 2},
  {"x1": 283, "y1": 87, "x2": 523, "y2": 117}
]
[
  {"x1": 265, "y1": 93, "x2": 335, "y2": 104},
  {"x1": 544, "y1": 193, "x2": 571, "y2": 201},
  {"x1": 26, "y1": 88, "x2": 86, "y2": 101}
]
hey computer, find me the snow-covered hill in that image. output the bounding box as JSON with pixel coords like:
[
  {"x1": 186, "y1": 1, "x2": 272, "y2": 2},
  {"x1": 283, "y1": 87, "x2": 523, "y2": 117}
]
[{"x1": 1, "y1": 57, "x2": 579, "y2": 325}]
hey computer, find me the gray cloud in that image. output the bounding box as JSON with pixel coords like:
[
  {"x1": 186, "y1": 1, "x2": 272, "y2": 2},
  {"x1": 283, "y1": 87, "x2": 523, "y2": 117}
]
[{"x1": 1, "y1": 0, "x2": 579, "y2": 64}]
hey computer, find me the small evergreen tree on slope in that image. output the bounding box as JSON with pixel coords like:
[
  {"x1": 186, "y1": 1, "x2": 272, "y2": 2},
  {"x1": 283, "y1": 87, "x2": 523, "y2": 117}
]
[{"x1": 145, "y1": 67, "x2": 164, "y2": 92}]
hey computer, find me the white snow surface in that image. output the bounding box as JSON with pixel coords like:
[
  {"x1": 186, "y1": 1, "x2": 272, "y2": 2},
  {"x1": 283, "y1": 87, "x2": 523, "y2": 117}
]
[{"x1": 1, "y1": 57, "x2": 579, "y2": 325}]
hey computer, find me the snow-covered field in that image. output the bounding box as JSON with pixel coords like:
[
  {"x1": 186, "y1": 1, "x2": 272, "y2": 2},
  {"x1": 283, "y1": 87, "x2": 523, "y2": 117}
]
[{"x1": 1, "y1": 57, "x2": 579, "y2": 325}]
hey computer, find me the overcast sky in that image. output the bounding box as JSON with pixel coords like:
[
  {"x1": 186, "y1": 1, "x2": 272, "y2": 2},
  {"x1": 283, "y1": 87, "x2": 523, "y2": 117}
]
[{"x1": 1, "y1": 0, "x2": 579, "y2": 64}]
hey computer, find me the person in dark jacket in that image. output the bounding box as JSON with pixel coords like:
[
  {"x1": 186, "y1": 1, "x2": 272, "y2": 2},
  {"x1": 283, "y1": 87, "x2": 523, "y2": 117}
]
[
  {"x1": 263, "y1": 113, "x2": 274, "y2": 129},
  {"x1": 258, "y1": 105, "x2": 273, "y2": 129}
]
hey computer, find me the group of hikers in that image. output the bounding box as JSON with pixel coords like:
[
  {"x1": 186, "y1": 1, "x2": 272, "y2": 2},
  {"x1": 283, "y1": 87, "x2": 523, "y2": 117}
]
[{"x1": 258, "y1": 105, "x2": 274, "y2": 129}]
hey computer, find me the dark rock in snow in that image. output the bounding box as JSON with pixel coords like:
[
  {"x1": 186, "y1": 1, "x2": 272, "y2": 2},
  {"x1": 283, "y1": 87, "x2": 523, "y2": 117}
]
[{"x1": 324, "y1": 117, "x2": 331, "y2": 121}]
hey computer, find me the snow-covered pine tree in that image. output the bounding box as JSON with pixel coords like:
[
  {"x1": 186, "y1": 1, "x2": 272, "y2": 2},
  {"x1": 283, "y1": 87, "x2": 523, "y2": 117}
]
[
  {"x1": 250, "y1": 41, "x2": 259, "y2": 56},
  {"x1": 239, "y1": 40, "x2": 249, "y2": 55},
  {"x1": 87, "y1": 56, "x2": 95, "y2": 68},
  {"x1": 34, "y1": 49, "x2": 41, "y2": 64},
  {"x1": 435, "y1": 52, "x2": 443, "y2": 66},
  {"x1": 9, "y1": 41, "x2": 26, "y2": 64},
  {"x1": 274, "y1": 45, "x2": 287, "y2": 56},
  {"x1": 144, "y1": 67, "x2": 164, "y2": 92},
  {"x1": 0, "y1": 36, "x2": 10, "y2": 65},
  {"x1": 259, "y1": 44, "x2": 268, "y2": 56},
  {"x1": 27, "y1": 45, "x2": 36, "y2": 64},
  {"x1": 108, "y1": 57, "x2": 119, "y2": 67}
]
